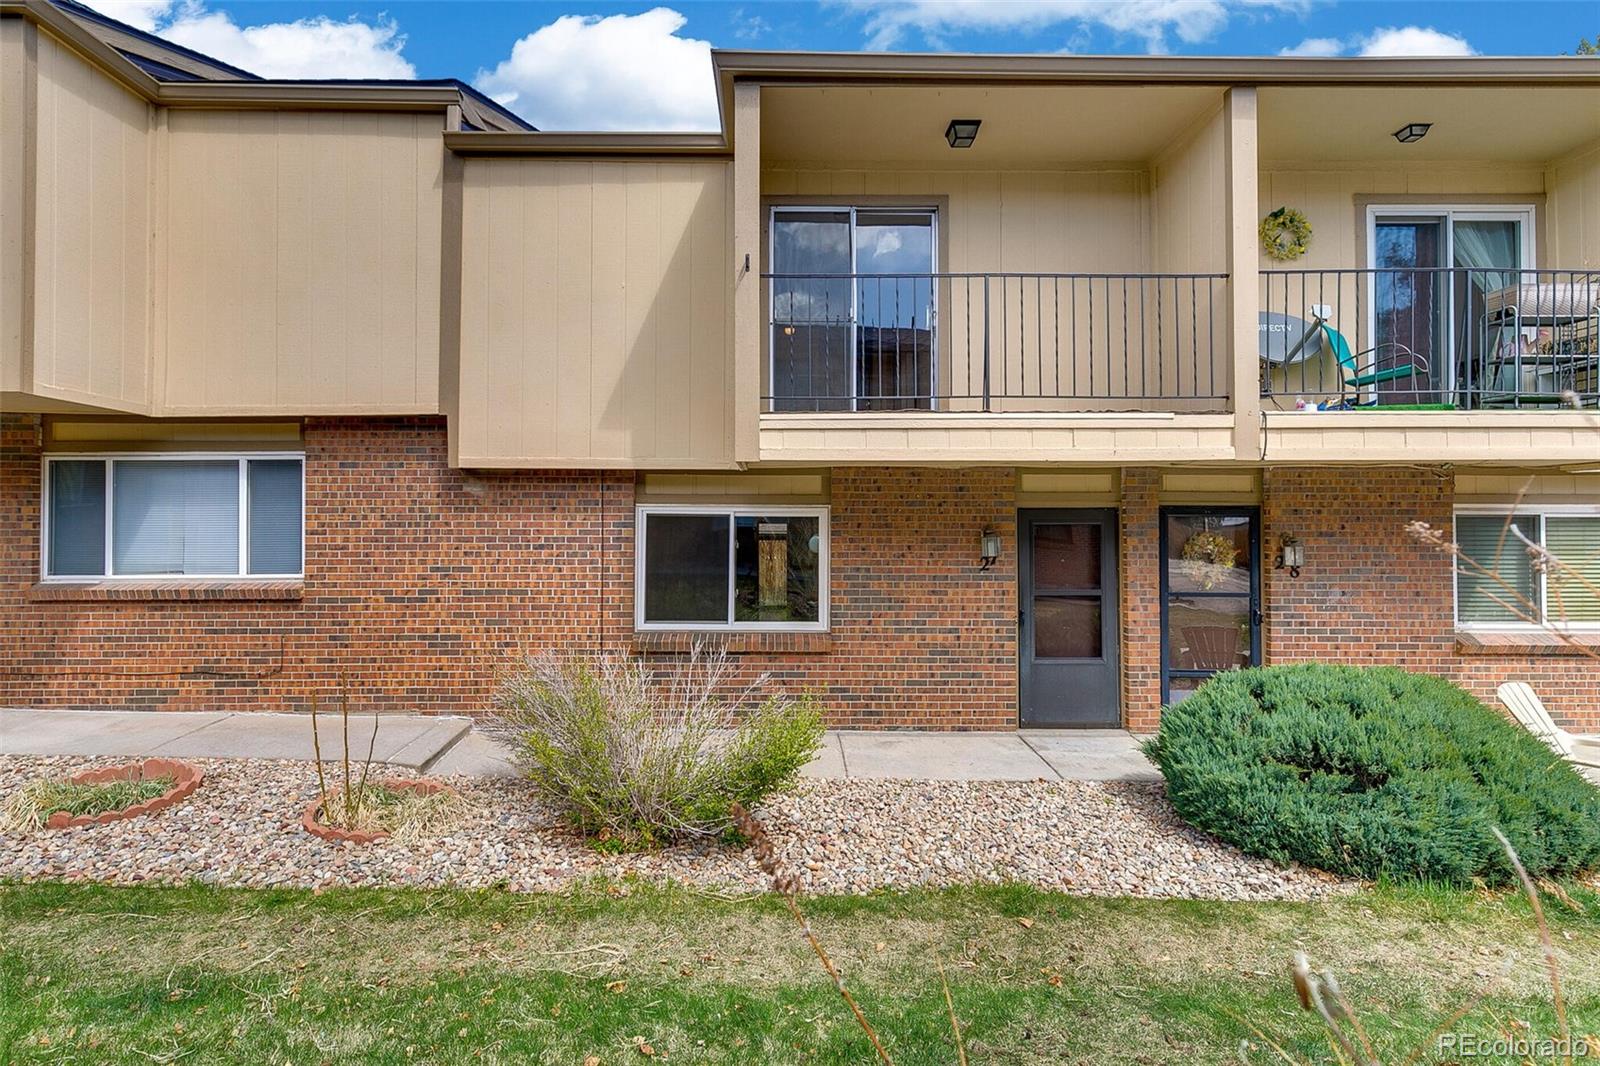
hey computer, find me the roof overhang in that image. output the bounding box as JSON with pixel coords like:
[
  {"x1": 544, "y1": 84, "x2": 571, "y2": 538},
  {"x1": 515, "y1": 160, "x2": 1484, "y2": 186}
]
[
  {"x1": 1, "y1": 0, "x2": 529, "y2": 128},
  {"x1": 711, "y1": 49, "x2": 1600, "y2": 152}
]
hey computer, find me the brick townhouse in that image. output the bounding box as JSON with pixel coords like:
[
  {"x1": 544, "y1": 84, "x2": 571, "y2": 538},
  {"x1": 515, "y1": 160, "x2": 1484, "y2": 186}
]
[{"x1": 3, "y1": 0, "x2": 1599, "y2": 730}]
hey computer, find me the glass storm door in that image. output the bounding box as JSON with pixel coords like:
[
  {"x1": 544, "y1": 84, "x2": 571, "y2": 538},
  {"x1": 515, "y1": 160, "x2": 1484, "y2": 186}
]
[
  {"x1": 769, "y1": 207, "x2": 936, "y2": 412},
  {"x1": 1018, "y1": 509, "x2": 1120, "y2": 727},
  {"x1": 1160, "y1": 508, "x2": 1261, "y2": 705}
]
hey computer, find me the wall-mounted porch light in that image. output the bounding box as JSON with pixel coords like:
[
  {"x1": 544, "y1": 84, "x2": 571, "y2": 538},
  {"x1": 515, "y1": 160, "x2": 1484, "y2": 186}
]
[
  {"x1": 1392, "y1": 122, "x2": 1432, "y2": 144},
  {"x1": 1274, "y1": 533, "x2": 1304, "y2": 578},
  {"x1": 979, "y1": 526, "x2": 1002, "y2": 571},
  {"x1": 945, "y1": 119, "x2": 981, "y2": 149}
]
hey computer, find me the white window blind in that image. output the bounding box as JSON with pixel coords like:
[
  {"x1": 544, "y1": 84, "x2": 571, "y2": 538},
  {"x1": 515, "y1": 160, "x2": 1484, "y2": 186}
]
[
  {"x1": 247, "y1": 459, "x2": 303, "y2": 575},
  {"x1": 112, "y1": 460, "x2": 241, "y2": 575},
  {"x1": 44, "y1": 453, "x2": 303, "y2": 580},
  {"x1": 1456, "y1": 510, "x2": 1600, "y2": 628},
  {"x1": 1545, "y1": 517, "x2": 1600, "y2": 623}
]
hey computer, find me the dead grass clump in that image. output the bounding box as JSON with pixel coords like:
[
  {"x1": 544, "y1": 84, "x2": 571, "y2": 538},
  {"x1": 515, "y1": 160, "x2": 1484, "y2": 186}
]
[
  {"x1": 1, "y1": 775, "x2": 174, "y2": 832},
  {"x1": 317, "y1": 784, "x2": 469, "y2": 847}
]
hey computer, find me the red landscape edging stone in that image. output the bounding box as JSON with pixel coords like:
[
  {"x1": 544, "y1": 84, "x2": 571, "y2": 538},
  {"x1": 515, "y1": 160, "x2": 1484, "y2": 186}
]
[
  {"x1": 301, "y1": 777, "x2": 453, "y2": 844},
  {"x1": 44, "y1": 758, "x2": 204, "y2": 830}
]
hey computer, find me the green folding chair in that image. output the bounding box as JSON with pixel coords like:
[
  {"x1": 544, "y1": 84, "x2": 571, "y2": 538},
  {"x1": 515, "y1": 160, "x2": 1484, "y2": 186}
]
[{"x1": 1316, "y1": 319, "x2": 1430, "y2": 405}]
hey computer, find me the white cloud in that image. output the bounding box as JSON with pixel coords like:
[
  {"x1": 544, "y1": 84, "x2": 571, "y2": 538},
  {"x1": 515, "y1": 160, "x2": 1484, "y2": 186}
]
[
  {"x1": 1277, "y1": 25, "x2": 1476, "y2": 59},
  {"x1": 1357, "y1": 26, "x2": 1475, "y2": 57},
  {"x1": 1279, "y1": 35, "x2": 1343, "y2": 57},
  {"x1": 79, "y1": 0, "x2": 174, "y2": 33},
  {"x1": 78, "y1": 0, "x2": 416, "y2": 80},
  {"x1": 475, "y1": 9, "x2": 717, "y2": 131},
  {"x1": 838, "y1": 0, "x2": 1310, "y2": 54}
]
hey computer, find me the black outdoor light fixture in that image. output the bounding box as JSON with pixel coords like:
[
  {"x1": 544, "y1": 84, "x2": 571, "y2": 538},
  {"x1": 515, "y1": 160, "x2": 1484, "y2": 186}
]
[
  {"x1": 945, "y1": 119, "x2": 981, "y2": 148},
  {"x1": 979, "y1": 526, "x2": 1002, "y2": 571},
  {"x1": 1393, "y1": 122, "x2": 1432, "y2": 144},
  {"x1": 1274, "y1": 533, "x2": 1304, "y2": 578}
]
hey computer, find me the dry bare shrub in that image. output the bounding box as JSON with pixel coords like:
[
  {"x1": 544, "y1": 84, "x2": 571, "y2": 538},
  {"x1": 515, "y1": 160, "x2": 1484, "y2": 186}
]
[{"x1": 493, "y1": 644, "x2": 823, "y2": 846}]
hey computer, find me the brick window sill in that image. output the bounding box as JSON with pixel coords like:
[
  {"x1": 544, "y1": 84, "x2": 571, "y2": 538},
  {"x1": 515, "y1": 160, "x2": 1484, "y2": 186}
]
[
  {"x1": 632, "y1": 631, "x2": 833, "y2": 655},
  {"x1": 28, "y1": 580, "x2": 304, "y2": 603},
  {"x1": 1456, "y1": 630, "x2": 1600, "y2": 657}
]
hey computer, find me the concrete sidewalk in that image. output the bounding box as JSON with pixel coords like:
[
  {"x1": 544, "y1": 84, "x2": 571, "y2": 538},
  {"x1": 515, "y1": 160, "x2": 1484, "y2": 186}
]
[{"x1": 0, "y1": 708, "x2": 1159, "y2": 782}]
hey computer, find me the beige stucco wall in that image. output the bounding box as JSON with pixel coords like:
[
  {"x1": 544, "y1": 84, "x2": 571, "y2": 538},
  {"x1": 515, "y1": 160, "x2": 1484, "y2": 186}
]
[
  {"x1": 161, "y1": 110, "x2": 445, "y2": 415},
  {"x1": 455, "y1": 158, "x2": 733, "y2": 468},
  {"x1": 1546, "y1": 140, "x2": 1600, "y2": 268},
  {"x1": 19, "y1": 29, "x2": 154, "y2": 413}
]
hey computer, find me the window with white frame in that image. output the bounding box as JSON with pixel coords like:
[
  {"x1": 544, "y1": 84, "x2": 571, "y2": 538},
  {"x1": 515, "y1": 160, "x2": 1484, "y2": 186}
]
[
  {"x1": 636, "y1": 506, "x2": 828, "y2": 630},
  {"x1": 1454, "y1": 508, "x2": 1600, "y2": 628},
  {"x1": 43, "y1": 455, "x2": 304, "y2": 579}
]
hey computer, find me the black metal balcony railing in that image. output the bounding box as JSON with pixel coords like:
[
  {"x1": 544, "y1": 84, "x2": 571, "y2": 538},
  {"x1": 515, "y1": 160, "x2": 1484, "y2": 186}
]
[
  {"x1": 1261, "y1": 268, "x2": 1600, "y2": 409},
  {"x1": 764, "y1": 272, "x2": 1230, "y2": 413}
]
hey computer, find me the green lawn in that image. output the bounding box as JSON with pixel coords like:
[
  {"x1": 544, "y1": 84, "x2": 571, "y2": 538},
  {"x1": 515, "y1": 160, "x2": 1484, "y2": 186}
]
[{"x1": 3, "y1": 879, "x2": 1599, "y2": 1064}]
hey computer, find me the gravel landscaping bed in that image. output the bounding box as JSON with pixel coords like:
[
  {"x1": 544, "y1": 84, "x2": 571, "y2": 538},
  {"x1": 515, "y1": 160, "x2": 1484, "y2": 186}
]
[{"x1": 0, "y1": 754, "x2": 1350, "y2": 901}]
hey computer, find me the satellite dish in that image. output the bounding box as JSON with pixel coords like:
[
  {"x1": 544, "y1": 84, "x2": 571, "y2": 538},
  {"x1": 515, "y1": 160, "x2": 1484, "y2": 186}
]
[{"x1": 1258, "y1": 311, "x2": 1323, "y2": 366}]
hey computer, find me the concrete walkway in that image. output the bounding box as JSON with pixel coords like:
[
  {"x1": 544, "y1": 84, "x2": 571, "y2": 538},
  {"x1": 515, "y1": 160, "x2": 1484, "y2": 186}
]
[{"x1": 0, "y1": 708, "x2": 1159, "y2": 782}]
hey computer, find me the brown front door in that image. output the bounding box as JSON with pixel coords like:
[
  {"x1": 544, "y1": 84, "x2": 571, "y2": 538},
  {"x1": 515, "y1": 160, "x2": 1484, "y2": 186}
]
[{"x1": 1018, "y1": 509, "x2": 1120, "y2": 727}]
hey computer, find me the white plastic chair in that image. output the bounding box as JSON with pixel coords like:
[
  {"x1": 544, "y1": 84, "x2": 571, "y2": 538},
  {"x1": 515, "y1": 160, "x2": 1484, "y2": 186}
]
[{"x1": 1498, "y1": 682, "x2": 1600, "y2": 780}]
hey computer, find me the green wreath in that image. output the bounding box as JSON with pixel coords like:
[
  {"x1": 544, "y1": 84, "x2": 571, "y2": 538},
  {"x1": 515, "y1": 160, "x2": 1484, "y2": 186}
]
[{"x1": 1260, "y1": 207, "x2": 1312, "y2": 261}]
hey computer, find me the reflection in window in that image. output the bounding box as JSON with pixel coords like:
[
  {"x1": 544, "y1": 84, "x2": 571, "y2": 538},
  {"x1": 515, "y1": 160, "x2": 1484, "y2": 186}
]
[{"x1": 639, "y1": 509, "x2": 827, "y2": 630}]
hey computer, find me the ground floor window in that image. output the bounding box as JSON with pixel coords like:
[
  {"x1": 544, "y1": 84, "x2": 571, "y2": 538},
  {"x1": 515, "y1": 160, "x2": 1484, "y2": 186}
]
[
  {"x1": 44, "y1": 454, "x2": 304, "y2": 579},
  {"x1": 635, "y1": 506, "x2": 827, "y2": 631},
  {"x1": 1455, "y1": 508, "x2": 1600, "y2": 627}
]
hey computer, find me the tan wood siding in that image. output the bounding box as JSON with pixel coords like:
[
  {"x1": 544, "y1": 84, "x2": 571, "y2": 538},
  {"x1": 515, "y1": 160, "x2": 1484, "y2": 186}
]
[
  {"x1": 1256, "y1": 163, "x2": 1548, "y2": 272},
  {"x1": 161, "y1": 110, "x2": 444, "y2": 415},
  {"x1": 1263, "y1": 411, "x2": 1600, "y2": 463},
  {"x1": 761, "y1": 166, "x2": 1153, "y2": 414},
  {"x1": 1546, "y1": 140, "x2": 1600, "y2": 268},
  {"x1": 0, "y1": 16, "x2": 27, "y2": 395},
  {"x1": 1150, "y1": 104, "x2": 1230, "y2": 406},
  {"x1": 456, "y1": 158, "x2": 733, "y2": 468},
  {"x1": 27, "y1": 30, "x2": 152, "y2": 413},
  {"x1": 757, "y1": 413, "x2": 1236, "y2": 464}
]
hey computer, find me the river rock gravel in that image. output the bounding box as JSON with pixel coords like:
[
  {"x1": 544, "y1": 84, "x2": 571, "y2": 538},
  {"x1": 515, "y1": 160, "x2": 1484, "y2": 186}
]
[{"x1": 0, "y1": 755, "x2": 1349, "y2": 900}]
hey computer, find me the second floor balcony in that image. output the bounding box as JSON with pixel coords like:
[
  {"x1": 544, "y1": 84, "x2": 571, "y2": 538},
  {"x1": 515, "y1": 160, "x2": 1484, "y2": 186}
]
[
  {"x1": 1262, "y1": 268, "x2": 1599, "y2": 411},
  {"x1": 764, "y1": 270, "x2": 1231, "y2": 415}
]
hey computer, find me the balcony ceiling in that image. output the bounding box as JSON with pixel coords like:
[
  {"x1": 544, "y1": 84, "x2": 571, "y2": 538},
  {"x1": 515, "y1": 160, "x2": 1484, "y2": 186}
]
[
  {"x1": 1260, "y1": 87, "x2": 1600, "y2": 164},
  {"x1": 761, "y1": 85, "x2": 1225, "y2": 167}
]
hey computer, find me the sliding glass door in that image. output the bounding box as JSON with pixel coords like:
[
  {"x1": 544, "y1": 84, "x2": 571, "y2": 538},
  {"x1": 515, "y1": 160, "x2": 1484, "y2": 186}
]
[
  {"x1": 1370, "y1": 207, "x2": 1531, "y2": 406},
  {"x1": 769, "y1": 207, "x2": 936, "y2": 412}
]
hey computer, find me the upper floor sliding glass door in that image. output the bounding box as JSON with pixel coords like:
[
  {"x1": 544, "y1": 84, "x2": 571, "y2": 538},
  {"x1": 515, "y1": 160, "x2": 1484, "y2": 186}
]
[
  {"x1": 769, "y1": 207, "x2": 937, "y2": 412},
  {"x1": 1369, "y1": 206, "x2": 1532, "y2": 406}
]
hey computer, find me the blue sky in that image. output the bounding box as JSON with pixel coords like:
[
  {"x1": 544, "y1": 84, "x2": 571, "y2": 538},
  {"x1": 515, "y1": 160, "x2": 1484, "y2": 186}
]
[{"x1": 86, "y1": 1, "x2": 1599, "y2": 130}]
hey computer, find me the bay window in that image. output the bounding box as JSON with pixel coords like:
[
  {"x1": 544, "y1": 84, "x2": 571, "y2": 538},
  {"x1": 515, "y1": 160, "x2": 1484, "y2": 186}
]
[
  {"x1": 43, "y1": 454, "x2": 305, "y2": 579},
  {"x1": 1455, "y1": 508, "x2": 1600, "y2": 628},
  {"x1": 636, "y1": 506, "x2": 828, "y2": 631}
]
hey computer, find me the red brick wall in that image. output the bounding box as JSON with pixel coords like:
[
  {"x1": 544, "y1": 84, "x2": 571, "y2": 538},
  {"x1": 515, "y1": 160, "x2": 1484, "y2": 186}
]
[
  {"x1": 1, "y1": 415, "x2": 634, "y2": 714},
  {"x1": 1, "y1": 416, "x2": 1018, "y2": 728},
  {"x1": 1261, "y1": 466, "x2": 1600, "y2": 731},
  {"x1": 1119, "y1": 469, "x2": 1163, "y2": 732},
  {"x1": 734, "y1": 466, "x2": 1018, "y2": 729}
]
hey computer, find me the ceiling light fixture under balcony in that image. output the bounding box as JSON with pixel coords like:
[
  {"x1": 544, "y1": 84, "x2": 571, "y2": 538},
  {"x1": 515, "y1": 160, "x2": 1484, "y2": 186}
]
[
  {"x1": 945, "y1": 119, "x2": 981, "y2": 148},
  {"x1": 1393, "y1": 122, "x2": 1432, "y2": 144}
]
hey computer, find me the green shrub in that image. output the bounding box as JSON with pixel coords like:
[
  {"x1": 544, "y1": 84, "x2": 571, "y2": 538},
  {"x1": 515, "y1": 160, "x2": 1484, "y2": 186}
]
[
  {"x1": 493, "y1": 646, "x2": 824, "y2": 846},
  {"x1": 1145, "y1": 664, "x2": 1600, "y2": 886}
]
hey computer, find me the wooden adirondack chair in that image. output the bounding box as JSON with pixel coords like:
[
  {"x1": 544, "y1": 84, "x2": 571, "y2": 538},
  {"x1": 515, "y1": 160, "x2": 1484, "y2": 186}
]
[{"x1": 1498, "y1": 682, "x2": 1600, "y2": 783}]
